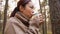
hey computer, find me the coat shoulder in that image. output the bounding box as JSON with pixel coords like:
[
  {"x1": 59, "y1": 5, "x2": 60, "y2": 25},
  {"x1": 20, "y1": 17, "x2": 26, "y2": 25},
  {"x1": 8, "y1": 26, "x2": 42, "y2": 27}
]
[
  {"x1": 7, "y1": 17, "x2": 21, "y2": 24},
  {"x1": 5, "y1": 17, "x2": 25, "y2": 34}
]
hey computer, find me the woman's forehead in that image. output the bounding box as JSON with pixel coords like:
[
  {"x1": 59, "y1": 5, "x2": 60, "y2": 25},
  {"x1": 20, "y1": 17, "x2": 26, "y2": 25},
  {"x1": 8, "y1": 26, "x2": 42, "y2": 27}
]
[{"x1": 26, "y1": 2, "x2": 34, "y2": 7}]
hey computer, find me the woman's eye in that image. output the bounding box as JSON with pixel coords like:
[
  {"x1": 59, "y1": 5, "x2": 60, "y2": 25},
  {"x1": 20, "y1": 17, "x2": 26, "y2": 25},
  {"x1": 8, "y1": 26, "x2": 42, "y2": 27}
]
[{"x1": 30, "y1": 6, "x2": 34, "y2": 9}]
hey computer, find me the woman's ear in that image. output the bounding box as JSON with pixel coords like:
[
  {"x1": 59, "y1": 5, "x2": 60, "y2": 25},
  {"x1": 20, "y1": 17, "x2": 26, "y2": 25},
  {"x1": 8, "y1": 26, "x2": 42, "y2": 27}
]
[{"x1": 19, "y1": 5, "x2": 25, "y2": 12}]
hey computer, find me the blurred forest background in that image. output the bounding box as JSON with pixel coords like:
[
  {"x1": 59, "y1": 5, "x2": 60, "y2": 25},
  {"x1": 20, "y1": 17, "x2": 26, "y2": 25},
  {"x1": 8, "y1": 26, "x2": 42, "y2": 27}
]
[{"x1": 0, "y1": 0, "x2": 60, "y2": 34}]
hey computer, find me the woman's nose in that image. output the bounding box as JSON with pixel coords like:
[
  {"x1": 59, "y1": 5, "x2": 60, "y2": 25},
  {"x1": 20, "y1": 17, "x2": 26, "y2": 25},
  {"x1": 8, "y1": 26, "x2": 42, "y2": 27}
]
[{"x1": 32, "y1": 10, "x2": 35, "y2": 15}]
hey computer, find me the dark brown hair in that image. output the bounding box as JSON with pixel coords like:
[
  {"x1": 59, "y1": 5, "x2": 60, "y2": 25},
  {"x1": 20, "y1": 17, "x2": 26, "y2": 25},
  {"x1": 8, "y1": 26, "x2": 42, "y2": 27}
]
[{"x1": 10, "y1": 0, "x2": 31, "y2": 17}]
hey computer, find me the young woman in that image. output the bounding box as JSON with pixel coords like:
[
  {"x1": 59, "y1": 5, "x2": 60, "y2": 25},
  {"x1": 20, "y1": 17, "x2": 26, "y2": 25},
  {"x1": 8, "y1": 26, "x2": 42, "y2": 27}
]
[{"x1": 4, "y1": 0, "x2": 44, "y2": 34}]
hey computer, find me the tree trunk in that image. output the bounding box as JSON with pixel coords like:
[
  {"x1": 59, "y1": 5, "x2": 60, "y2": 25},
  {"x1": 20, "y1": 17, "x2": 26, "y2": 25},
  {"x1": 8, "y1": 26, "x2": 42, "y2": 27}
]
[
  {"x1": 49, "y1": 0, "x2": 60, "y2": 34},
  {"x1": 3, "y1": 0, "x2": 8, "y2": 34},
  {"x1": 0, "y1": 0, "x2": 2, "y2": 23},
  {"x1": 39, "y1": 0, "x2": 42, "y2": 13}
]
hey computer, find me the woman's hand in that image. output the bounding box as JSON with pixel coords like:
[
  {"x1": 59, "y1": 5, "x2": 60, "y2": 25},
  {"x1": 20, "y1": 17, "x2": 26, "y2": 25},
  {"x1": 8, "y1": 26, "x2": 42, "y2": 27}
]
[{"x1": 29, "y1": 13, "x2": 44, "y2": 28}]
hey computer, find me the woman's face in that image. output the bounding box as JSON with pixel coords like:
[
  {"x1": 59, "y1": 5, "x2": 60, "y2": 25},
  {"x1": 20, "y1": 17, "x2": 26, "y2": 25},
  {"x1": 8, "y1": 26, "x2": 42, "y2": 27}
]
[{"x1": 19, "y1": 1, "x2": 34, "y2": 18}]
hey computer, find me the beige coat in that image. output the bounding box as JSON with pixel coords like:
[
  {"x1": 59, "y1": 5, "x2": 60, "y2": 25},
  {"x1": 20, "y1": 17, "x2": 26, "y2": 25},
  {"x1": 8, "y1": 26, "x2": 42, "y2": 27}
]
[{"x1": 4, "y1": 12, "x2": 40, "y2": 34}]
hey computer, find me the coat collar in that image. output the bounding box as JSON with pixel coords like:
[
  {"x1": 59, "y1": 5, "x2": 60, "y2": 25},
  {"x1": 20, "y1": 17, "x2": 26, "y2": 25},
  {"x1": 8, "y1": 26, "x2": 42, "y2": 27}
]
[{"x1": 15, "y1": 12, "x2": 30, "y2": 27}]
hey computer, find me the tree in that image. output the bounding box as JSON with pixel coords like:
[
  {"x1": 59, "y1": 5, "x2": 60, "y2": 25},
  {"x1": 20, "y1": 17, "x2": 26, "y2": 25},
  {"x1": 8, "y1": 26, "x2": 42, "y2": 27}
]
[
  {"x1": 39, "y1": 0, "x2": 48, "y2": 34},
  {"x1": 3, "y1": 0, "x2": 8, "y2": 34},
  {"x1": 49, "y1": 0, "x2": 60, "y2": 34},
  {"x1": 0, "y1": 0, "x2": 2, "y2": 33},
  {"x1": 0, "y1": 0, "x2": 2, "y2": 24}
]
